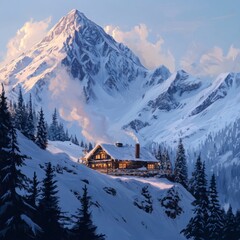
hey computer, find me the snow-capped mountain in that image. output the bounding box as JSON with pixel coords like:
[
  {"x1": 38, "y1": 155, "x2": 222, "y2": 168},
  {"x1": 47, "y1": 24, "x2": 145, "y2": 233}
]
[
  {"x1": 0, "y1": 7, "x2": 240, "y2": 215},
  {"x1": 1, "y1": 9, "x2": 240, "y2": 151}
]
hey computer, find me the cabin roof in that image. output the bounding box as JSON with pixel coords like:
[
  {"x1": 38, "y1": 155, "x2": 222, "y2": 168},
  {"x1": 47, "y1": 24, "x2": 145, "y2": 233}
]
[{"x1": 85, "y1": 143, "x2": 158, "y2": 162}]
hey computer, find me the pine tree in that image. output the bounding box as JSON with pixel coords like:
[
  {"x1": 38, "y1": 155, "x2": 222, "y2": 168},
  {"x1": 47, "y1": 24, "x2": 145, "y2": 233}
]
[
  {"x1": 222, "y1": 205, "x2": 238, "y2": 240},
  {"x1": 35, "y1": 108, "x2": 47, "y2": 149},
  {"x1": 25, "y1": 94, "x2": 35, "y2": 141},
  {"x1": 174, "y1": 138, "x2": 188, "y2": 189},
  {"x1": 0, "y1": 84, "x2": 12, "y2": 163},
  {"x1": 181, "y1": 161, "x2": 209, "y2": 240},
  {"x1": 72, "y1": 185, "x2": 105, "y2": 240},
  {"x1": 15, "y1": 86, "x2": 28, "y2": 135},
  {"x1": 38, "y1": 162, "x2": 63, "y2": 240},
  {"x1": 162, "y1": 149, "x2": 172, "y2": 176},
  {"x1": 57, "y1": 123, "x2": 65, "y2": 141},
  {"x1": 49, "y1": 108, "x2": 58, "y2": 141},
  {"x1": 235, "y1": 209, "x2": 240, "y2": 239},
  {"x1": 189, "y1": 155, "x2": 202, "y2": 199},
  {"x1": 28, "y1": 171, "x2": 39, "y2": 208},
  {"x1": 207, "y1": 174, "x2": 224, "y2": 240},
  {"x1": 141, "y1": 186, "x2": 153, "y2": 213},
  {"x1": 88, "y1": 142, "x2": 93, "y2": 151},
  {"x1": 161, "y1": 187, "x2": 182, "y2": 219},
  {"x1": 0, "y1": 123, "x2": 41, "y2": 239}
]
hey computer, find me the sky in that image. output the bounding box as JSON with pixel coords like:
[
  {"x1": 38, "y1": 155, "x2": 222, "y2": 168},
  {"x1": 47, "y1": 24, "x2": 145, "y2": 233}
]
[{"x1": 0, "y1": 0, "x2": 240, "y2": 77}]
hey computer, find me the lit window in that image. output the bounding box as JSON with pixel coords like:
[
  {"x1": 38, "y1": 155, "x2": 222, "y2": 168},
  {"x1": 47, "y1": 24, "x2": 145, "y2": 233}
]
[
  {"x1": 95, "y1": 154, "x2": 101, "y2": 160},
  {"x1": 148, "y1": 164, "x2": 155, "y2": 170},
  {"x1": 119, "y1": 163, "x2": 127, "y2": 169},
  {"x1": 101, "y1": 153, "x2": 106, "y2": 159}
]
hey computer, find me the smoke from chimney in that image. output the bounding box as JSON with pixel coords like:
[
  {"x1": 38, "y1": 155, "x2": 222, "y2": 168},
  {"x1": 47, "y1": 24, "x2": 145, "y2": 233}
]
[{"x1": 135, "y1": 143, "x2": 140, "y2": 158}]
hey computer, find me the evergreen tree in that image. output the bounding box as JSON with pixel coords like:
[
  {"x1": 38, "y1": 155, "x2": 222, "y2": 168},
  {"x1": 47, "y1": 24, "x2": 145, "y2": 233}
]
[
  {"x1": 141, "y1": 186, "x2": 153, "y2": 213},
  {"x1": 162, "y1": 149, "x2": 172, "y2": 176},
  {"x1": 181, "y1": 161, "x2": 209, "y2": 240},
  {"x1": 80, "y1": 140, "x2": 84, "y2": 148},
  {"x1": 235, "y1": 209, "x2": 240, "y2": 239},
  {"x1": 49, "y1": 108, "x2": 58, "y2": 141},
  {"x1": 72, "y1": 185, "x2": 105, "y2": 240},
  {"x1": 174, "y1": 138, "x2": 188, "y2": 189},
  {"x1": 57, "y1": 123, "x2": 65, "y2": 141},
  {"x1": 0, "y1": 123, "x2": 41, "y2": 239},
  {"x1": 35, "y1": 108, "x2": 47, "y2": 149},
  {"x1": 0, "y1": 84, "x2": 12, "y2": 162},
  {"x1": 28, "y1": 171, "x2": 39, "y2": 208},
  {"x1": 222, "y1": 205, "x2": 238, "y2": 240},
  {"x1": 25, "y1": 94, "x2": 35, "y2": 141},
  {"x1": 38, "y1": 162, "x2": 63, "y2": 240},
  {"x1": 15, "y1": 86, "x2": 28, "y2": 135},
  {"x1": 88, "y1": 142, "x2": 93, "y2": 151},
  {"x1": 189, "y1": 155, "x2": 202, "y2": 199},
  {"x1": 161, "y1": 187, "x2": 182, "y2": 219},
  {"x1": 207, "y1": 174, "x2": 224, "y2": 240}
]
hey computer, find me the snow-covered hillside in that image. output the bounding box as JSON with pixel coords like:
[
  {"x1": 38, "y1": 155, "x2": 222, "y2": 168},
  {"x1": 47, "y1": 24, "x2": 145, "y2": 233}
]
[
  {"x1": 1, "y1": 8, "x2": 240, "y2": 210},
  {"x1": 18, "y1": 132, "x2": 193, "y2": 240}
]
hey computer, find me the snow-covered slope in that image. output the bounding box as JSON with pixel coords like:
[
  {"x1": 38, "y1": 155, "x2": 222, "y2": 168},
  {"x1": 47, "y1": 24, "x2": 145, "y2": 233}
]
[{"x1": 18, "y1": 132, "x2": 193, "y2": 240}]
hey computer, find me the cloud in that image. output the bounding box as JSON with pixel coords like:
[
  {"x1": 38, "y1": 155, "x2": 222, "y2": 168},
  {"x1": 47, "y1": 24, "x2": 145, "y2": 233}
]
[
  {"x1": 2, "y1": 18, "x2": 51, "y2": 65},
  {"x1": 181, "y1": 45, "x2": 240, "y2": 77},
  {"x1": 48, "y1": 66, "x2": 113, "y2": 143},
  {"x1": 104, "y1": 24, "x2": 175, "y2": 71}
]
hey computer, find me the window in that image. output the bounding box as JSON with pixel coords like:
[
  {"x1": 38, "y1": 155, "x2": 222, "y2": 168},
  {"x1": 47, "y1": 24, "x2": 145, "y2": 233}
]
[
  {"x1": 119, "y1": 163, "x2": 127, "y2": 169},
  {"x1": 95, "y1": 154, "x2": 101, "y2": 160},
  {"x1": 101, "y1": 152, "x2": 106, "y2": 159},
  {"x1": 148, "y1": 164, "x2": 155, "y2": 170}
]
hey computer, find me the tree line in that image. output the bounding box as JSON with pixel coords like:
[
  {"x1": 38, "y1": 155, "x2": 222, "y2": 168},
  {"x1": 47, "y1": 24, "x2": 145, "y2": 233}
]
[
  {"x1": 155, "y1": 138, "x2": 240, "y2": 239},
  {"x1": 0, "y1": 84, "x2": 104, "y2": 240},
  {"x1": 9, "y1": 86, "x2": 93, "y2": 150}
]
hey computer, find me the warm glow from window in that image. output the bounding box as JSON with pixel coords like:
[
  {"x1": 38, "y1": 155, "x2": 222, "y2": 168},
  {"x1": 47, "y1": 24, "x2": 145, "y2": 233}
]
[
  {"x1": 148, "y1": 164, "x2": 155, "y2": 170},
  {"x1": 119, "y1": 163, "x2": 127, "y2": 169},
  {"x1": 95, "y1": 154, "x2": 101, "y2": 159}
]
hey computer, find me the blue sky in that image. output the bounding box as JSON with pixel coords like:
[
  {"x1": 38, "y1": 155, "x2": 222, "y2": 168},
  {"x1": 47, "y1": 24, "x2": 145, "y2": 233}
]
[{"x1": 0, "y1": 0, "x2": 240, "y2": 76}]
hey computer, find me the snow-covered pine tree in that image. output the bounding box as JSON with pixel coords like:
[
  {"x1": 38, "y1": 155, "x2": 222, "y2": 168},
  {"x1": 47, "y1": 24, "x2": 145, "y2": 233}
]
[
  {"x1": 181, "y1": 161, "x2": 209, "y2": 240},
  {"x1": 57, "y1": 123, "x2": 65, "y2": 141},
  {"x1": 189, "y1": 155, "x2": 202, "y2": 199},
  {"x1": 161, "y1": 187, "x2": 183, "y2": 219},
  {"x1": 72, "y1": 185, "x2": 105, "y2": 240},
  {"x1": 174, "y1": 138, "x2": 188, "y2": 189},
  {"x1": 15, "y1": 86, "x2": 28, "y2": 135},
  {"x1": 49, "y1": 108, "x2": 59, "y2": 141},
  {"x1": 206, "y1": 174, "x2": 224, "y2": 240},
  {"x1": 38, "y1": 162, "x2": 64, "y2": 240},
  {"x1": 0, "y1": 123, "x2": 41, "y2": 240},
  {"x1": 35, "y1": 108, "x2": 48, "y2": 149},
  {"x1": 141, "y1": 186, "x2": 153, "y2": 213},
  {"x1": 25, "y1": 94, "x2": 36, "y2": 141},
  {"x1": 222, "y1": 205, "x2": 238, "y2": 240},
  {"x1": 162, "y1": 149, "x2": 173, "y2": 176}
]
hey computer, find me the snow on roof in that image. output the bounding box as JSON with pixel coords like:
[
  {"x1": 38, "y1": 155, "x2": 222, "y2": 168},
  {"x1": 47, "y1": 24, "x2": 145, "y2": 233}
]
[{"x1": 85, "y1": 143, "x2": 158, "y2": 162}]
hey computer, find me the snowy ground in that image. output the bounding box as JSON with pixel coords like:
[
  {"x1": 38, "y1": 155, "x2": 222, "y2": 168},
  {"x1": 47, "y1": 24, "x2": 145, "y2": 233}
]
[{"x1": 18, "y1": 133, "x2": 193, "y2": 240}]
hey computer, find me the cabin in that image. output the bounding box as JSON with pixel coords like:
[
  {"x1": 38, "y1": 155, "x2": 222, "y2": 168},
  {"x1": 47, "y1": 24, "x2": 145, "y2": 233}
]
[{"x1": 83, "y1": 143, "x2": 159, "y2": 175}]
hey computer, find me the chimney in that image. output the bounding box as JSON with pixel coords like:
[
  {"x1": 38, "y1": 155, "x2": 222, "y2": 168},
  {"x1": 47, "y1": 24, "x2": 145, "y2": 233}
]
[{"x1": 135, "y1": 143, "x2": 140, "y2": 158}]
